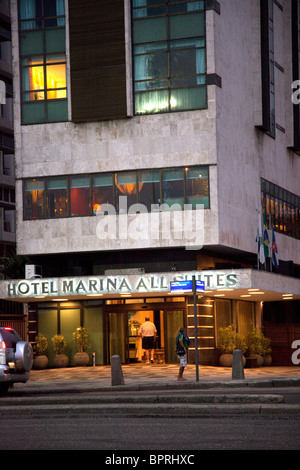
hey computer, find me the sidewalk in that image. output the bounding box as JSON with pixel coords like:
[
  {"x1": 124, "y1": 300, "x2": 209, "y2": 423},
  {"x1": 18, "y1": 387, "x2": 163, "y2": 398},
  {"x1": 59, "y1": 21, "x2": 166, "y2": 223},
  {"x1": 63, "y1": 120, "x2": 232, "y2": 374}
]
[
  {"x1": 2, "y1": 364, "x2": 300, "y2": 417},
  {"x1": 12, "y1": 363, "x2": 300, "y2": 394}
]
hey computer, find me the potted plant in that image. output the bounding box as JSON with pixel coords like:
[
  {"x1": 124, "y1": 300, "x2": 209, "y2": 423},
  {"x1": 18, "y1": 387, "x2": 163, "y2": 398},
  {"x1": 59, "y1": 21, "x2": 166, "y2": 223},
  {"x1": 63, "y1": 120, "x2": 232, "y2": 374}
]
[
  {"x1": 73, "y1": 327, "x2": 90, "y2": 366},
  {"x1": 217, "y1": 325, "x2": 246, "y2": 367},
  {"x1": 247, "y1": 328, "x2": 271, "y2": 367},
  {"x1": 33, "y1": 333, "x2": 48, "y2": 370},
  {"x1": 51, "y1": 334, "x2": 69, "y2": 368}
]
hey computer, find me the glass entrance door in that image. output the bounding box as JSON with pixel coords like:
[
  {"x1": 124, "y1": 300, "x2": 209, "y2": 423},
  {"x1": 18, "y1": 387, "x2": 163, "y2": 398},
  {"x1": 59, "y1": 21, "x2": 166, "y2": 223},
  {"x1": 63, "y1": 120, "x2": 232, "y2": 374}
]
[
  {"x1": 164, "y1": 309, "x2": 185, "y2": 363},
  {"x1": 107, "y1": 312, "x2": 129, "y2": 364},
  {"x1": 104, "y1": 304, "x2": 186, "y2": 365}
]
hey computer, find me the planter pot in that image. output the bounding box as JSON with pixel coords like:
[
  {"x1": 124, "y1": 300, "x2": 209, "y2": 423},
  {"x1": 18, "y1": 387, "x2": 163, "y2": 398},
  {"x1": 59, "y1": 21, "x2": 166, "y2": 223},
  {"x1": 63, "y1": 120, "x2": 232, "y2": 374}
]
[
  {"x1": 33, "y1": 355, "x2": 48, "y2": 370},
  {"x1": 219, "y1": 353, "x2": 233, "y2": 367},
  {"x1": 263, "y1": 353, "x2": 272, "y2": 366},
  {"x1": 248, "y1": 354, "x2": 264, "y2": 367},
  {"x1": 73, "y1": 351, "x2": 90, "y2": 366},
  {"x1": 53, "y1": 354, "x2": 69, "y2": 368}
]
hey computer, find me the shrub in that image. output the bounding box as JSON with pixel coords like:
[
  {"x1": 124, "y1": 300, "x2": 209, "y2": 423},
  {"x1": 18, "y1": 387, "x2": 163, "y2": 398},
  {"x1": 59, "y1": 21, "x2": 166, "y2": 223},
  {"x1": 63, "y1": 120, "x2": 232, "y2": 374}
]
[
  {"x1": 73, "y1": 327, "x2": 90, "y2": 353},
  {"x1": 247, "y1": 328, "x2": 271, "y2": 356},
  {"x1": 217, "y1": 325, "x2": 246, "y2": 354},
  {"x1": 34, "y1": 333, "x2": 48, "y2": 356},
  {"x1": 51, "y1": 334, "x2": 66, "y2": 355}
]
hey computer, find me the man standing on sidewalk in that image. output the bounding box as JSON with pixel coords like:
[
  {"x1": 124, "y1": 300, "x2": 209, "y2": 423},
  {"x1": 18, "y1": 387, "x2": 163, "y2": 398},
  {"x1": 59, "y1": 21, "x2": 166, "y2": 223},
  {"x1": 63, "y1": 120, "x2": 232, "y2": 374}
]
[{"x1": 139, "y1": 317, "x2": 157, "y2": 364}]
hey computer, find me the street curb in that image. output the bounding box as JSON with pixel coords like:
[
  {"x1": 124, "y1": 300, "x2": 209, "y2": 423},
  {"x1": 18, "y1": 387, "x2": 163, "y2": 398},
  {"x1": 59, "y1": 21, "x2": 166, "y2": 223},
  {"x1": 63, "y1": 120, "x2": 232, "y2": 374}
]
[
  {"x1": 0, "y1": 392, "x2": 286, "y2": 406},
  {"x1": 1, "y1": 403, "x2": 300, "y2": 417},
  {"x1": 9, "y1": 376, "x2": 300, "y2": 395}
]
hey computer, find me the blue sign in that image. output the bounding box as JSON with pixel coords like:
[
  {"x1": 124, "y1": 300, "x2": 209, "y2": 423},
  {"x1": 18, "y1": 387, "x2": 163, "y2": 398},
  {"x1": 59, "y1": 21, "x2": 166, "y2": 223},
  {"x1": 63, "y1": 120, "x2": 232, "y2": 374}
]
[
  {"x1": 196, "y1": 280, "x2": 205, "y2": 292},
  {"x1": 170, "y1": 280, "x2": 193, "y2": 293},
  {"x1": 170, "y1": 280, "x2": 205, "y2": 293}
]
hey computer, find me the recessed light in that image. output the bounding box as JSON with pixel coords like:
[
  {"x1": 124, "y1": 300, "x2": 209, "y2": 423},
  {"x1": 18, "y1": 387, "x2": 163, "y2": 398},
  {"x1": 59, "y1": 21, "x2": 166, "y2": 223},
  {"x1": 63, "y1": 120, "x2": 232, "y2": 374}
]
[
  {"x1": 216, "y1": 288, "x2": 234, "y2": 291},
  {"x1": 241, "y1": 294, "x2": 251, "y2": 298}
]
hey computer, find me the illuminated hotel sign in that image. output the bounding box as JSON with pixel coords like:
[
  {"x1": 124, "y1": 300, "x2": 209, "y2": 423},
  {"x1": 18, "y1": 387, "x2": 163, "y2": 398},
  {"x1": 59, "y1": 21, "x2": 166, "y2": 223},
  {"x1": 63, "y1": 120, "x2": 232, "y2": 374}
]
[{"x1": 5, "y1": 271, "x2": 239, "y2": 300}]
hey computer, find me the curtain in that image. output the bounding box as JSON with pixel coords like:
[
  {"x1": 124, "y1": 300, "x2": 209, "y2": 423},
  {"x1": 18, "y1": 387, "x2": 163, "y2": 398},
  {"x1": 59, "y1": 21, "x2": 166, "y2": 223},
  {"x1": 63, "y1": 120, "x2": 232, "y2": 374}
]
[
  {"x1": 133, "y1": 0, "x2": 147, "y2": 18},
  {"x1": 237, "y1": 301, "x2": 255, "y2": 338},
  {"x1": 196, "y1": 46, "x2": 205, "y2": 85},
  {"x1": 187, "y1": 1, "x2": 204, "y2": 11},
  {"x1": 19, "y1": 0, "x2": 36, "y2": 29},
  {"x1": 56, "y1": 0, "x2": 65, "y2": 26}
]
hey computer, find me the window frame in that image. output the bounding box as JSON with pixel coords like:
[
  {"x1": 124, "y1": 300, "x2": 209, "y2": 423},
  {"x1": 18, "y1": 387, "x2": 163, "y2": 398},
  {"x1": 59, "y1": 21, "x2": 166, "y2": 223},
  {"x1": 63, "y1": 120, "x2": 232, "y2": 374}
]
[
  {"x1": 23, "y1": 166, "x2": 210, "y2": 220},
  {"x1": 260, "y1": 0, "x2": 275, "y2": 138},
  {"x1": 18, "y1": 0, "x2": 68, "y2": 125},
  {"x1": 132, "y1": 0, "x2": 207, "y2": 116},
  {"x1": 261, "y1": 178, "x2": 300, "y2": 240}
]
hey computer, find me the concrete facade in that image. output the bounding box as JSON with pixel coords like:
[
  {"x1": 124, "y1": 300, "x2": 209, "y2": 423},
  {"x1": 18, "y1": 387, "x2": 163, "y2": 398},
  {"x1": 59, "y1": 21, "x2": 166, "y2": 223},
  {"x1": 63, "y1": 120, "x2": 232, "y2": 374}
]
[{"x1": 10, "y1": 0, "x2": 300, "y2": 268}]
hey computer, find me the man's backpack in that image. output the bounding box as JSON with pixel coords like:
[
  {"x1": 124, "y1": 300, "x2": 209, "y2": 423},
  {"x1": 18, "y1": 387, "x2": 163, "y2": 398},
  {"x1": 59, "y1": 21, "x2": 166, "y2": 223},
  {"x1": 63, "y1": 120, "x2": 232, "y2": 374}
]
[{"x1": 175, "y1": 333, "x2": 190, "y2": 355}]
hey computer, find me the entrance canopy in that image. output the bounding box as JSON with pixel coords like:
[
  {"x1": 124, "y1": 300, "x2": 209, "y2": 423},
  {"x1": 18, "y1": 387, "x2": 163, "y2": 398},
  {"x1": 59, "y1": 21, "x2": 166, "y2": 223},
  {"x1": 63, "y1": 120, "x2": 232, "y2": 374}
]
[{"x1": 1, "y1": 269, "x2": 299, "y2": 303}]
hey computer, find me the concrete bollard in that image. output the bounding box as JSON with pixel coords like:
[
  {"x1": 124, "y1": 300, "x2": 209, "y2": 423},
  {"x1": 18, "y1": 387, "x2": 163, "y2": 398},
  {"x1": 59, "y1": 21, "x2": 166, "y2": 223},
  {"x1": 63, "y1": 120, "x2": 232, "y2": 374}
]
[
  {"x1": 231, "y1": 349, "x2": 245, "y2": 380},
  {"x1": 111, "y1": 355, "x2": 125, "y2": 386}
]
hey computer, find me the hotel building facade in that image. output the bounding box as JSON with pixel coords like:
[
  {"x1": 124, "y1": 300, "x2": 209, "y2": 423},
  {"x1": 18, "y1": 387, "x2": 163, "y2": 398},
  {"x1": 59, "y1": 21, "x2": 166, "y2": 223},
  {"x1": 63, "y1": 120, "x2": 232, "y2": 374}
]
[{"x1": 2, "y1": 0, "x2": 299, "y2": 367}]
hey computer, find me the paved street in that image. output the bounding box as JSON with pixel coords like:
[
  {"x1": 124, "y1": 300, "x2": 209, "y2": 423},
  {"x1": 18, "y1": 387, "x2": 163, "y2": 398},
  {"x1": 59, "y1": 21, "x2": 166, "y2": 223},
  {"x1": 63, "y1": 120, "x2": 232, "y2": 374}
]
[{"x1": 1, "y1": 364, "x2": 300, "y2": 451}]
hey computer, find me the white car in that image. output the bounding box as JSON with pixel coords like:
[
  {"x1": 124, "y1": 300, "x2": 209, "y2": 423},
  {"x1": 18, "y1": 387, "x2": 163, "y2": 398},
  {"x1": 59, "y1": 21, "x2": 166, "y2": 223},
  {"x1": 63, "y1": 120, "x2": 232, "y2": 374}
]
[{"x1": 0, "y1": 327, "x2": 33, "y2": 395}]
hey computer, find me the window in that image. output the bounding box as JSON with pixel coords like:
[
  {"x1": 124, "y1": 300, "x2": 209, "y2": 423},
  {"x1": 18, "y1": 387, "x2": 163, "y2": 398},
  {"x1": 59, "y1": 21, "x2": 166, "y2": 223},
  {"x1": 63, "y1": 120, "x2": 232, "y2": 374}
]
[
  {"x1": 162, "y1": 168, "x2": 184, "y2": 208},
  {"x1": 18, "y1": 0, "x2": 67, "y2": 124},
  {"x1": 185, "y1": 166, "x2": 209, "y2": 208},
  {"x1": 260, "y1": 0, "x2": 275, "y2": 137},
  {"x1": 138, "y1": 169, "x2": 160, "y2": 211},
  {"x1": 47, "y1": 176, "x2": 68, "y2": 218},
  {"x1": 133, "y1": 0, "x2": 206, "y2": 115},
  {"x1": 70, "y1": 176, "x2": 90, "y2": 216},
  {"x1": 261, "y1": 178, "x2": 300, "y2": 240},
  {"x1": 23, "y1": 166, "x2": 210, "y2": 220},
  {"x1": 92, "y1": 174, "x2": 114, "y2": 214},
  {"x1": 115, "y1": 172, "x2": 137, "y2": 213},
  {"x1": 19, "y1": 0, "x2": 65, "y2": 30},
  {"x1": 23, "y1": 178, "x2": 46, "y2": 219},
  {"x1": 292, "y1": 0, "x2": 300, "y2": 151}
]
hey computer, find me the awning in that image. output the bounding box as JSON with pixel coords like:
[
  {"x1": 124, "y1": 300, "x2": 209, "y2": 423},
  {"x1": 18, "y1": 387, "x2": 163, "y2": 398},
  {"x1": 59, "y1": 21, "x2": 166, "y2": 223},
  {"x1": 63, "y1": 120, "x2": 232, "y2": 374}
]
[{"x1": 1, "y1": 269, "x2": 299, "y2": 303}]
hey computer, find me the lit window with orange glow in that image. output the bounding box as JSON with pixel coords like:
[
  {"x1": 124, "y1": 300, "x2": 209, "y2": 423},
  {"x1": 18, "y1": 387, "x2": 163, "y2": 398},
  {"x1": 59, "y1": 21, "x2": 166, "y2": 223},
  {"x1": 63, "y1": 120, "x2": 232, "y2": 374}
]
[
  {"x1": 18, "y1": 0, "x2": 67, "y2": 123},
  {"x1": 21, "y1": 54, "x2": 66, "y2": 102}
]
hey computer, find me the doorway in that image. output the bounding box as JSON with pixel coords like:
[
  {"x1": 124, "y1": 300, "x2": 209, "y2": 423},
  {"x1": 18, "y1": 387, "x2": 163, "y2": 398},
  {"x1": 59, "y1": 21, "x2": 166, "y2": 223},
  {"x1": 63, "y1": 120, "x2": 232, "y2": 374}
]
[
  {"x1": 106, "y1": 305, "x2": 185, "y2": 364},
  {"x1": 107, "y1": 310, "x2": 156, "y2": 363}
]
